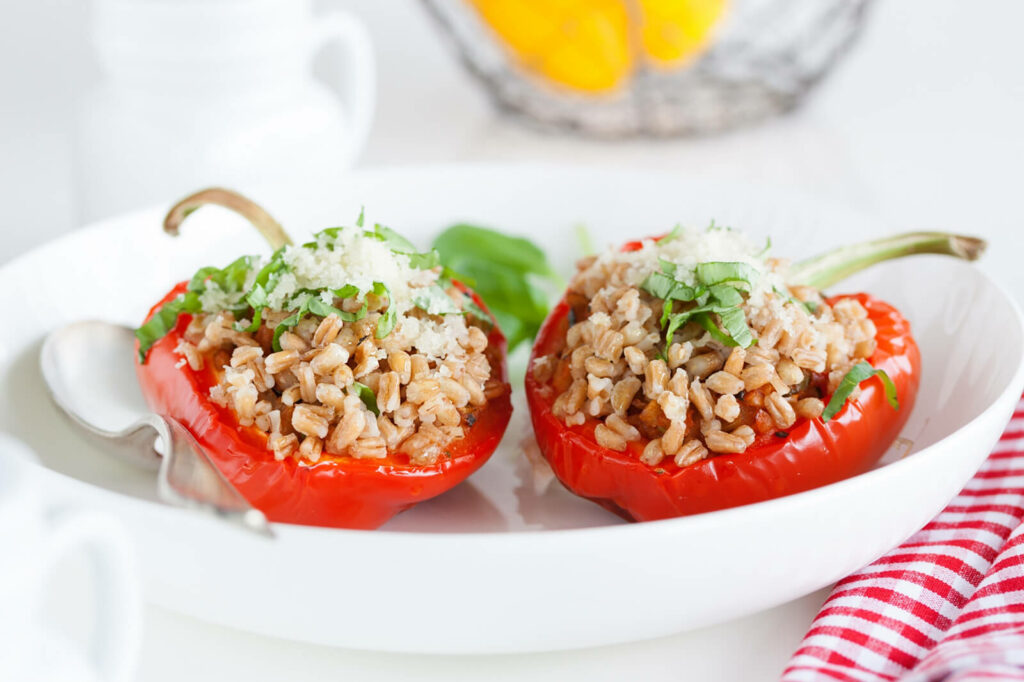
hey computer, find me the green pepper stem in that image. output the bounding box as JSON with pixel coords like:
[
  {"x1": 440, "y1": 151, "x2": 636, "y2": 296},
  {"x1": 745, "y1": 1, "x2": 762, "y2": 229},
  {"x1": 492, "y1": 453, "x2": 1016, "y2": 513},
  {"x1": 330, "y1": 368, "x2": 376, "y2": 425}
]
[
  {"x1": 163, "y1": 188, "x2": 294, "y2": 250},
  {"x1": 788, "y1": 232, "x2": 986, "y2": 290}
]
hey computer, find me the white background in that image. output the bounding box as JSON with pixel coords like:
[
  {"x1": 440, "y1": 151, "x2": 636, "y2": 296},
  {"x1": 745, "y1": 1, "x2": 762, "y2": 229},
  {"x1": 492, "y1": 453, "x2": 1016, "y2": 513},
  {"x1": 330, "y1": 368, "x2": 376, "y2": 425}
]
[{"x1": 2, "y1": 1, "x2": 1023, "y2": 680}]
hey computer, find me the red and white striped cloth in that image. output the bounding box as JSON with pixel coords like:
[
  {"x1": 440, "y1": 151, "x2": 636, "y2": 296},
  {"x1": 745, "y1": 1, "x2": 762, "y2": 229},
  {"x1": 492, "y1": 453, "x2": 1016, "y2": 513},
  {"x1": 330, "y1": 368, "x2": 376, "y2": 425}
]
[{"x1": 783, "y1": 394, "x2": 1024, "y2": 682}]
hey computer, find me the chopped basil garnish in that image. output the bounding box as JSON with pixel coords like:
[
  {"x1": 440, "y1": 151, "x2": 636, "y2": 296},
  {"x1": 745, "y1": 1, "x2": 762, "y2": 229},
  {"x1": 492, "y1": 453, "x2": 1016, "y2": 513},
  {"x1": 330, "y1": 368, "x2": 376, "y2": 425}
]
[
  {"x1": 235, "y1": 284, "x2": 268, "y2": 333},
  {"x1": 460, "y1": 296, "x2": 490, "y2": 324},
  {"x1": 271, "y1": 310, "x2": 302, "y2": 351},
  {"x1": 370, "y1": 223, "x2": 417, "y2": 254},
  {"x1": 694, "y1": 261, "x2": 757, "y2": 289},
  {"x1": 656, "y1": 224, "x2": 683, "y2": 244},
  {"x1": 351, "y1": 381, "x2": 379, "y2": 416},
  {"x1": 716, "y1": 307, "x2": 755, "y2": 347},
  {"x1": 412, "y1": 286, "x2": 461, "y2": 315},
  {"x1": 135, "y1": 291, "x2": 202, "y2": 361},
  {"x1": 707, "y1": 284, "x2": 743, "y2": 308},
  {"x1": 640, "y1": 270, "x2": 687, "y2": 301},
  {"x1": 270, "y1": 290, "x2": 369, "y2": 351},
  {"x1": 821, "y1": 361, "x2": 899, "y2": 422},
  {"x1": 373, "y1": 282, "x2": 398, "y2": 339},
  {"x1": 641, "y1": 259, "x2": 759, "y2": 350}
]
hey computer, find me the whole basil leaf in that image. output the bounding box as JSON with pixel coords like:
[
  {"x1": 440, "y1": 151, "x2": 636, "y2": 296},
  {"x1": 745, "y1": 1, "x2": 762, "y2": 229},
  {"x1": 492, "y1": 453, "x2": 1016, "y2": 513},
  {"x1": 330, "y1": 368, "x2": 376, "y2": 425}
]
[{"x1": 432, "y1": 223, "x2": 557, "y2": 351}]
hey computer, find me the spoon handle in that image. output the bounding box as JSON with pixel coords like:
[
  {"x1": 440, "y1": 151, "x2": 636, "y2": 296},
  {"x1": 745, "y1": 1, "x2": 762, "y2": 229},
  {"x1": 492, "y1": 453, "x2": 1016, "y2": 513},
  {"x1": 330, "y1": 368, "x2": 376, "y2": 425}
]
[{"x1": 154, "y1": 417, "x2": 273, "y2": 537}]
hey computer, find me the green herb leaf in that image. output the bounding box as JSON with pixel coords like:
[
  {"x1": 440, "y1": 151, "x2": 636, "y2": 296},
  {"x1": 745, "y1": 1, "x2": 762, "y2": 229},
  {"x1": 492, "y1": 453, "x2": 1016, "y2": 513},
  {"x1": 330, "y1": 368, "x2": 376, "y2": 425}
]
[
  {"x1": 661, "y1": 298, "x2": 673, "y2": 328},
  {"x1": 373, "y1": 282, "x2": 398, "y2": 339},
  {"x1": 433, "y1": 224, "x2": 556, "y2": 279},
  {"x1": 188, "y1": 266, "x2": 221, "y2": 292},
  {"x1": 413, "y1": 286, "x2": 461, "y2": 315},
  {"x1": 432, "y1": 223, "x2": 557, "y2": 351},
  {"x1": 707, "y1": 284, "x2": 743, "y2": 308},
  {"x1": 694, "y1": 312, "x2": 739, "y2": 347},
  {"x1": 406, "y1": 250, "x2": 442, "y2": 270},
  {"x1": 371, "y1": 223, "x2": 418, "y2": 254},
  {"x1": 272, "y1": 310, "x2": 303, "y2": 351},
  {"x1": 695, "y1": 261, "x2": 758, "y2": 288},
  {"x1": 640, "y1": 270, "x2": 702, "y2": 303},
  {"x1": 649, "y1": 269, "x2": 756, "y2": 349},
  {"x1": 717, "y1": 307, "x2": 755, "y2": 348},
  {"x1": 460, "y1": 296, "x2": 490, "y2": 324},
  {"x1": 351, "y1": 381, "x2": 379, "y2": 416},
  {"x1": 305, "y1": 297, "x2": 346, "y2": 320},
  {"x1": 135, "y1": 291, "x2": 202, "y2": 362},
  {"x1": 333, "y1": 284, "x2": 360, "y2": 299},
  {"x1": 311, "y1": 227, "x2": 343, "y2": 247},
  {"x1": 664, "y1": 311, "x2": 690, "y2": 345},
  {"x1": 641, "y1": 270, "x2": 679, "y2": 300},
  {"x1": 821, "y1": 361, "x2": 899, "y2": 422},
  {"x1": 657, "y1": 224, "x2": 683, "y2": 243},
  {"x1": 252, "y1": 250, "x2": 288, "y2": 289},
  {"x1": 235, "y1": 284, "x2": 269, "y2": 333}
]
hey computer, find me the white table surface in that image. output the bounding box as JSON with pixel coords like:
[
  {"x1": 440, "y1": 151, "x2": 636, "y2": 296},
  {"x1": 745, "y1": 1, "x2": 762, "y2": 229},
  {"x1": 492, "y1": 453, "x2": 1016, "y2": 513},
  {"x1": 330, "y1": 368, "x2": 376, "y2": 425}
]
[{"x1": 5, "y1": 1, "x2": 1023, "y2": 680}]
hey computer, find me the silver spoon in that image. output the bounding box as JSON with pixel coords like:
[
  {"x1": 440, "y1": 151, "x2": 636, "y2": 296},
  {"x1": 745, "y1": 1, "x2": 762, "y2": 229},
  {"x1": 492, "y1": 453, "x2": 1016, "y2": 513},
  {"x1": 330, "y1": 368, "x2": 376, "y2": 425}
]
[{"x1": 40, "y1": 320, "x2": 273, "y2": 537}]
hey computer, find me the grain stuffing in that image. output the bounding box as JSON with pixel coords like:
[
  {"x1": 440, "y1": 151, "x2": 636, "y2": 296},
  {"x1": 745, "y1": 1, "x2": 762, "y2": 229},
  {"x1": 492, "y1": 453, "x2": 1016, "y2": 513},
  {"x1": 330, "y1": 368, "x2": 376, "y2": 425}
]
[
  {"x1": 171, "y1": 224, "x2": 505, "y2": 465},
  {"x1": 530, "y1": 225, "x2": 878, "y2": 468}
]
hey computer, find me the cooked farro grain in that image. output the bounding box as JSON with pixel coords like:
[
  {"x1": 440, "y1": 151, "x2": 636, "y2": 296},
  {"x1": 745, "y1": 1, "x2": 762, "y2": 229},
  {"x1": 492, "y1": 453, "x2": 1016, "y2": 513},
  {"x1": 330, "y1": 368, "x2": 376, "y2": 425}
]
[
  {"x1": 705, "y1": 429, "x2": 748, "y2": 454},
  {"x1": 595, "y1": 424, "x2": 627, "y2": 451},
  {"x1": 532, "y1": 224, "x2": 879, "y2": 468},
  {"x1": 796, "y1": 397, "x2": 826, "y2": 420},
  {"x1": 640, "y1": 438, "x2": 665, "y2": 466},
  {"x1": 674, "y1": 439, "x2": 708, "y2": 467}
]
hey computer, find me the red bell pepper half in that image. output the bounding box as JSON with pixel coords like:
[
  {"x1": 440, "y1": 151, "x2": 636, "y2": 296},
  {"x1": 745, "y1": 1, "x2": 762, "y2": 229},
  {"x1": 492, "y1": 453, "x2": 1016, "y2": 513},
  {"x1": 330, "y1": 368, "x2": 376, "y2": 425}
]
[
  {"x1": 525, "y1": 232, "x2": 984, "y2": 521},
  {"x1": 134, "y1": 189, "x2": 512, "y2": 529}
]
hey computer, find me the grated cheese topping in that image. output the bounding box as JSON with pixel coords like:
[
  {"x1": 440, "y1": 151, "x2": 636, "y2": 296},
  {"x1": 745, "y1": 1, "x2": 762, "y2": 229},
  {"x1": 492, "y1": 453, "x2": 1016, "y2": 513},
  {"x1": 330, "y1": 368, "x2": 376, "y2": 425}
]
[
  {"x1": 263, "y1": 229, "x2": 438, "y2": 313},
  {"x1": 188, "y1": 225, "x2": 477, "y2": 355},
  {"x1": 392, "y1": 314, "x2": 471, "y2": 361},
  {"x1": 198, "y1": 281, "x2": 240, "y2": 312}
]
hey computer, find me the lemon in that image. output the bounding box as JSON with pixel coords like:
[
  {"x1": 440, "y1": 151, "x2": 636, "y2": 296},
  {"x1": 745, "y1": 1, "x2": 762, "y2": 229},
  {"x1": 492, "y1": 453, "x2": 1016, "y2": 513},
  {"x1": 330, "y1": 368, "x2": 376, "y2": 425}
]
[
  {"x1": 470, "y1": 0, "x2": 631, "y2": 93},
  {"x1": 469, "y1": 0, "x2": 728, "y2": 93},
  {"x1": 639, "y1": 0, "x2": 729, "y2": 66}
]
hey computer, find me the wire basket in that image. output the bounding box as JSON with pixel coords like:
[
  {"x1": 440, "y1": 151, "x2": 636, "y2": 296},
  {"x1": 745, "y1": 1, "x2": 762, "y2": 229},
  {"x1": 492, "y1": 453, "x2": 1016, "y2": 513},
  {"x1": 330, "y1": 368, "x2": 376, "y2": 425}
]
[{"x1": 422, "y1": 0, "x2": 873, "y2": 137}]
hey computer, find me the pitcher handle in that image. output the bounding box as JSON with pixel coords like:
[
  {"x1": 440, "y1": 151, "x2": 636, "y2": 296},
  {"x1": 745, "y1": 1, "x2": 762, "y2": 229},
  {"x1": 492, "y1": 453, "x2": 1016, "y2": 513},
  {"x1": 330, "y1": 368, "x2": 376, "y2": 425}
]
[
  {"x1": 313, "y1": 10, "x2": 377, "y2": 166},
  {"x1": 44, "y1": 509, "x2": 141, "y2": 682}
]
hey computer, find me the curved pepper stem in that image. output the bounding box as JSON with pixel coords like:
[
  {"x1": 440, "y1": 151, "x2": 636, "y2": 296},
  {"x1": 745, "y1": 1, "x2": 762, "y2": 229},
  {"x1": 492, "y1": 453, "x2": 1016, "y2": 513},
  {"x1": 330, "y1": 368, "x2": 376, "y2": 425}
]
[
  {"x1": 163, "y1": 188, "x2": 294, "y2": 251},
  {"x1": 789, "y1": 231, "x2": 986, "y2": 291}
]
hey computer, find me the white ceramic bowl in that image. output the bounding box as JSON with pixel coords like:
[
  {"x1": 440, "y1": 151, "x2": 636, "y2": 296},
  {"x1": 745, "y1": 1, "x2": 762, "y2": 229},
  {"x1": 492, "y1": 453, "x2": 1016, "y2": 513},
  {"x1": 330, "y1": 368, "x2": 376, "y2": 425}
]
[{"x1": 0, "y1": 165, "x2": 1021, "y2": 653}]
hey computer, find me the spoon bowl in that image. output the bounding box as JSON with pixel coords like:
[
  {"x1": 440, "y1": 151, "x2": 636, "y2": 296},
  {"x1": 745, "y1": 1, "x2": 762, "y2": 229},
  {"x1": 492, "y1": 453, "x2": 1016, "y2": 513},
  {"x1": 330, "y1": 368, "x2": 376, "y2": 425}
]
[{"x1": 40, "y1": 320, "x2": 272, "y2": 536}]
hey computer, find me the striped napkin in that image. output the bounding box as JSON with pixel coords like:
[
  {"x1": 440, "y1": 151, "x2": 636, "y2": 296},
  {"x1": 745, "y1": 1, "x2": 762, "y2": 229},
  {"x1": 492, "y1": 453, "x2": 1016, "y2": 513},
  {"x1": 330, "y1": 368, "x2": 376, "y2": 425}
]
[{"x1": 783, "y1": 394, "x2": 1024, "y2": 682}]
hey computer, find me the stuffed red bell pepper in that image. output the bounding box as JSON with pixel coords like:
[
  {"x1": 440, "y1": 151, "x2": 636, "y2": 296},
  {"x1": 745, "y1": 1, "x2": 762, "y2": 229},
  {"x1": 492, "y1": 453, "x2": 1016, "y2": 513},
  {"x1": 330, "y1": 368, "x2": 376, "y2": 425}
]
[
  {"x1": 134, "y1": 189, "x2": 512, "y2": 529},
  {"x1": 525, "y1": 227, "x2": 984, "y2": 521}
]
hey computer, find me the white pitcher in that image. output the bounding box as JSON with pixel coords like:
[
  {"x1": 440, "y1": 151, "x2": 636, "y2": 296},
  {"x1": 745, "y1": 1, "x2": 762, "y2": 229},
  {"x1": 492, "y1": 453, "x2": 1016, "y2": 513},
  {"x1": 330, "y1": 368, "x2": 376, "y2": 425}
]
[
  {"x1": 0, "y1": 435, "x2": 141, "y2": 682},
  {"x1": 75, "y1": 0, "x2": 375, "y2": 221}
]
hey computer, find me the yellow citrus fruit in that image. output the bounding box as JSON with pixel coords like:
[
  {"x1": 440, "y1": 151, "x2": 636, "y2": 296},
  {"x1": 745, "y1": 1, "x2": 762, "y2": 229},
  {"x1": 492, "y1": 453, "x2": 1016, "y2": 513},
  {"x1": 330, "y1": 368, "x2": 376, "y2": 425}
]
[
  {"x1": 639, "y1": 0, "x2": 729, "y2": 67},
  {"x1": 469, "y1": 0, "x2": 729, "y2": 93},
  {"x1": 469, "y1": 0, "x2": 631, "y2": 93}
]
